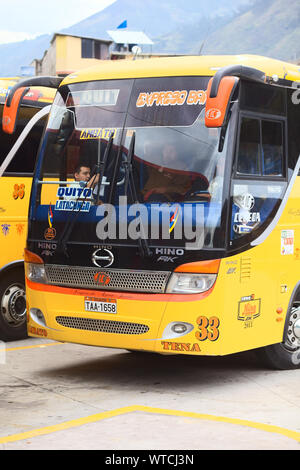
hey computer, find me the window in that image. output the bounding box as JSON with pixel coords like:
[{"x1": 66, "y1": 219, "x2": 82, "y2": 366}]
[
  {"x1": 94, "y1": 42, "x2": 101, "y2": 60},
  {"x1": 237, "y1": 117, "x2": 284, "y2": 177},
  {"x1": 240, "y1": 81, "x2": 286, "y2": 116},
  {"x1": 262, "y1": 120, "x2": 283, "y2": 176},
  {"x1": 81, "y1": 39, "x2": 105, "y2": 59},
  {"x1": 81, "y1": 39, "x2": 93, "y2": 58},
  {"x1": 237, "y1": 118, "x2": 260, "y2": 175}
]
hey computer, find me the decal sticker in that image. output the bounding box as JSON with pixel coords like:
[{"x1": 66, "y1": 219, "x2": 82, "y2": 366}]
[
  {"x1": 169, "y1": 205, "x2": 180, "y2": 234},
  {"x1": 44, "y1": 204, "x2": 56, "y2": 241},
  {"x1": 55, "y1": 200, "x2": 91, "y2": 212},
  {"x1": 294, "y1": 247, "x2": 300, "y2": 261},
  {"x1": 38, "y1": 241, "x2": 57, "y2": 257},
  {"x1": 233, "y1": 211, "x2": 261, "y2": 224},
  {"x1": 44, "y1": 228, "x2": 56, "y2": 241},
  {"x1": 281, "y1": 230, "x2": 294, "y2": 255},
  {"x1": 233, "y1": 193, "x2": 255, "y2": 211},
  {"x1": 238, "y1": 294, "x2": 261, "y2": 328},
  {"x1": 157, "y1": 256, "x2": 178, "y2": 263},
  {"x1": 55, "y1": 187, "x2": 92, "y2": 212},
  {"x1": 136, "y1": 89, "x2": 207, "y2": 108},
  {"x1": 1, "y1": 224, "x2": 10, "y2": 236},
  {"x1": 16, "y1": 223, "x2": 25, "y2": 236},
  {"x1": 57, "y1": 187, "x2": 92, "y2": 198},
  {"x1": 226, "y1": 267, "x2": 236, "y2": 274},
  {"x1": 155, "y1": 248, "x2": 184, "y2": 256},
  {"x1": 41, "y1": 250, "x2": 54, "y2": 257},
  {"x1": 233, "y1": 224, "x2": 253, "y2": 234},
  {"x1": 205, "y1": 108, "x2": 221, "y2": 120},
  {"x1": 28, "y1": 326, "x2": 47, "y2": 337},
  {"x1": 67, "y1": 89, "x2": 119, "y2": 107},
  {"x1": 232, "y1": 192, "x2": 261, "y2": 236},
  {"x1": 38, "y1": 242, "x2": 57, "y2": 250},
  {"x1": 195, "y1": 316, "x2": 220, "y2": 342},
  {"x1": 288, "y1": 208, "x2": 300, "y2": 217},
  {"x1": 161, "y1": 341, "x2": 201, "y2": 352},
  {"x1": 48, "y1": 204, "x2": 53, "y2": 228},
  {"x1": 13, "y1": 184, "x2": 25, "y2": 200},
  {"x1": 79, "y1": 128, "x2": 117, "y2": 140}
]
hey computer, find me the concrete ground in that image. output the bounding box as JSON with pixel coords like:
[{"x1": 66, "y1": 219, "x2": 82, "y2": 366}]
[{"x1": 0, "y1": 337, "x2": 300, "y2": 450}]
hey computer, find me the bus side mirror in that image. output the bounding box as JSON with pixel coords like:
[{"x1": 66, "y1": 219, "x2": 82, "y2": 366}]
[
  {"x1": 2, "y1": 75, "x2": 63, "y2": 135},
  {"x1": 2, "y1": 87, "x2": 30, "y2": 134},
  {"x1": 205, "y1": 76, "x2": 239, "y2": 128}
]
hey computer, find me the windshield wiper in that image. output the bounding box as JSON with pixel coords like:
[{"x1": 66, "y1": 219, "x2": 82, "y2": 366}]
[
  {"x1": 123, "y1": 132, "x2": 151, "y2": 258},
  {"x1": 58, "y1": 134, "x2": 114, "y2": 257},
  {"x1": 94, "y1": 133, "x2": 113, "y2": 204}
]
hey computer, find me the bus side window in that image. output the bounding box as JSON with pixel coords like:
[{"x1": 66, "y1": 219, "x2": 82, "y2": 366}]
[
  {"x1": 237, "y1": 117, "x2": 284, "y2": 178},
  {"x1": 4, "y1": 122, "x2": 45, "y2": 175},
  {"x1": 262, "y1": 120, "x2": 283, "y2": 176},
  {"x1": 237, "y1": 118, "x2": 260, "y2": 175}
]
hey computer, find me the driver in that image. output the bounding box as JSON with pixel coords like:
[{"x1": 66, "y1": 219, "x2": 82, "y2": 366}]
[
  {"x1": 142, "y1": 143, "x2": 193, "y2": 202},
  {"x1": 143, "y1": 143, "x2": 209, "y2": 202}
]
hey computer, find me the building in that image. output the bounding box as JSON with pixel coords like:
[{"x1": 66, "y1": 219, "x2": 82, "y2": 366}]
[
  {"x1": 32, "y1": 33, "x2": 112, "y2": 77},
  {"x1": 31, "y1": 32, "x2": 185, "y2": 77}
]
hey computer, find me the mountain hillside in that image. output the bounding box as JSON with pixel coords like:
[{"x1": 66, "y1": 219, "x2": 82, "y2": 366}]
[
  {"x1": 0, "y1": 34, "x2": 51, "y2": 77},
  {"x1": 63, "y1": 0, "x2": 248, "y2": 39},
  {"x1": 202, "y1": 0, "x2": 300, "y2": 61},
  {"x1": 0, "y1": 0, "x2": 299, "y2": 77},
  {"x1": 0, "y1": 0, "x2": 248, "y2": 76},
  {"x1": 155, "y1": 0, "x2": 300, "y2": 62}
]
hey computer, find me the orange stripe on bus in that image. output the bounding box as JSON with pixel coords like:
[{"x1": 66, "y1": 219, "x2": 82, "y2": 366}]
[
  {"x1": 26, "y1": 279, "x2": 215, "y2": 302},
  {"x1": 175, "y1": 259, "x2": 220, "y2": 273}
]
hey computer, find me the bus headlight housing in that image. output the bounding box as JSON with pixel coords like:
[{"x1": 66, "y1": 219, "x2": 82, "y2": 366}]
[
  {"x1": 26, "y1": 263, "x2": 47, "y2": 284},
  {"x1": 166, "y1": 273, "x2": 217, "y2": 294}
]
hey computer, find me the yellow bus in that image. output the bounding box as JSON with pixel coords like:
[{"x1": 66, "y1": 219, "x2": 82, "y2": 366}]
[
  {"x1": 0, "y1": 77, "x2": 58, "y2": 340},
  {"x1": 6, "y1": 55, "x2": 300, "y2": 368}
]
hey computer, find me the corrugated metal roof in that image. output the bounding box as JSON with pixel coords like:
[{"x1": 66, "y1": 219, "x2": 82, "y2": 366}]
[{"x1": 107, "y1": 30, "x2": 154, "y2": 45}]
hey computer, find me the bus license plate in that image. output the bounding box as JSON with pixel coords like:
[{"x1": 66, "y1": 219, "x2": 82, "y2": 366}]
[{"x1": 84, "y1": 297, "x2": 117, "y2": 314}]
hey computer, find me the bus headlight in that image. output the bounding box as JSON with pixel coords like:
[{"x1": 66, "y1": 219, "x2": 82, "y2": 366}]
[
  {"x1": 166, "y1": 273, "x2": 217, "y2": 294},
  {"x1": 26, "y1": 263, "x2": 47, "y2": 284}
]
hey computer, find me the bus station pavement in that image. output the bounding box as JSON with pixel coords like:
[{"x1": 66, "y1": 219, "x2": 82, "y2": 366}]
[{"x1": 0, "y1": 337, "x2": 299, "y2": 450}]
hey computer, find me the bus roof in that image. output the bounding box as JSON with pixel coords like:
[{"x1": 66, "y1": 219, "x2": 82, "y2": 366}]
[
  {"x1": 0, "y1": 77, "x2": 56, "y2": 106},
  {"x1": 61, "y1": 54, "x2": 300, "y2": 86}
]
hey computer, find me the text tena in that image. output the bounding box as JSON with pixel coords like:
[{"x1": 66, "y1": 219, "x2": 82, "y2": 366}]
[{"x1": 234, "y1": 212, "x2": 261, "y2": 223}]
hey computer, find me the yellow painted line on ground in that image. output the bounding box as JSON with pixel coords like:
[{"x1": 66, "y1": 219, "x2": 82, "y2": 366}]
[
  {"x1": 5, "y1": 342, "x2": 62, "y2": 352},
  {"x1": 0, "y1": 405, "x2": 300, "y2": 445}
]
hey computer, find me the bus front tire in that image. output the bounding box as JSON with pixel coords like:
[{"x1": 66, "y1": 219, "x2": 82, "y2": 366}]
[
  {"x1": 0, "y1": 269, "x2": 27, "y2": 342},
  {"x1": 256, "y1": 304, "x2": 300, "y2": 370}
]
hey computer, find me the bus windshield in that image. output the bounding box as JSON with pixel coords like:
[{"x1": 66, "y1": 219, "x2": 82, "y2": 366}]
[{"x1": 36, "y1": 77, "x2": 229, "y2": 250}]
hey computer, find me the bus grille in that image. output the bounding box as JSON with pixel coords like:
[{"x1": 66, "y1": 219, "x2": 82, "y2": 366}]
[
  {"x1": 55, "y1": 316, "x2": 150, "y2": 335},
  {"x1": 45, "y1": 265, "x2": 170, "y2": 293}
]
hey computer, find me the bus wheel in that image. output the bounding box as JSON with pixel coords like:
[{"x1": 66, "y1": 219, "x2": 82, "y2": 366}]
[
  {"x1": 256, "y1": 304, "x2": 300, "y2": 370},
  {"x1": 0, "y1": 269, "x2": 27, "y2": 341}
]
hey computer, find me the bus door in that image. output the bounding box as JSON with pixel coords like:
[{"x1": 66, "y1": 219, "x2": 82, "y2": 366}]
[
  {"x1": 226, "y1": 81, "x2": 288, "y2": 349},
  {"x1": 0, "y1": 105, "x2": 50, "y2": 268},
  {"x1": 31, "y1": 81, "x2": 134, "y2": 257}
]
